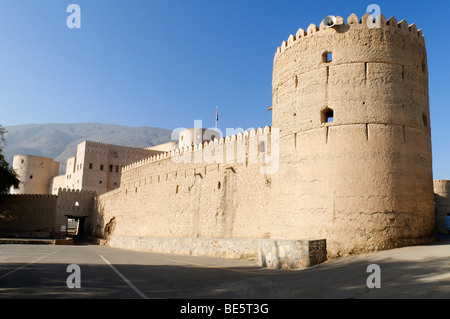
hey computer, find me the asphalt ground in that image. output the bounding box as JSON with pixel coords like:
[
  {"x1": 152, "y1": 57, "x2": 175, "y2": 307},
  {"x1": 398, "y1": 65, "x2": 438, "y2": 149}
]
[{"x1": 0, "y1": 235, "x2": 448, "y2": 303}]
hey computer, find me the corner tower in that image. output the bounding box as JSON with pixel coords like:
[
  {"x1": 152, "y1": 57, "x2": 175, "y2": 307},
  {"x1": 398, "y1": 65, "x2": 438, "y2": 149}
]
[
  {"x1": 270, "y1": 13, "x2": 434, "y2": 257},
  {"x1": 10, "y1": 155, "x2": 60, "y2": 194}
]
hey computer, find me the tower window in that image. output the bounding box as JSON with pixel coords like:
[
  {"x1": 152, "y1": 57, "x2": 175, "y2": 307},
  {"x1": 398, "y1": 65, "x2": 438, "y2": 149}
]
[
  {"x1": 422, "y1": 114, "x2": 428, "y2": 127},
  {"x1": 321, "y1": 108, "x2": 334, "y2": 123},
  {"x1": 323, "y1": 51, "x2": 333, "y2": 63}
]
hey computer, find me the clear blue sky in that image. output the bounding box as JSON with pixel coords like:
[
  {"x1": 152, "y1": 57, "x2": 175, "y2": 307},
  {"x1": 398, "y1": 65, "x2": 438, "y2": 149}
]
[{"x1": 0, "y1": 0, "x2": 449, "y2": 178}]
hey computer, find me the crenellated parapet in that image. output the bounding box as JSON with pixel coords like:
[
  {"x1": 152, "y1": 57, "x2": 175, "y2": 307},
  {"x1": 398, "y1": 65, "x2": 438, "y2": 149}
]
[
  {"x1": 434, "y1": 179, "x2": 450, "y2": 194},
  {"x1": 84, "y1": 140, "x2": 159, "y2": 154},
  {"x1": 275, "y1": 13, "x2": 424, "y2": 61},
  {"x1": 121, "y1": 126, "x2": 273, "y2": 174},
  {"x1": 57, "y1": 187, "x2": 96, "y2": 196},
  {"x1": 5, "y1": 194, "x2": 58, "y2": 199}
]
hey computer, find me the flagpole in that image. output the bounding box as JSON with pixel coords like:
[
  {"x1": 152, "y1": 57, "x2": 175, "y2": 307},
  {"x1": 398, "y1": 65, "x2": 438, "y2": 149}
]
[{"x1": 215, "y1": 106, "x2": 218, "y2": 131}]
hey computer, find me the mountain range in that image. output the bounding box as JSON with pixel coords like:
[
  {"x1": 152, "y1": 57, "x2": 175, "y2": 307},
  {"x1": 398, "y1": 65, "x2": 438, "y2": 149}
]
[{"x1": 2, "y1": 123, "x2": 173, "y2": 174}]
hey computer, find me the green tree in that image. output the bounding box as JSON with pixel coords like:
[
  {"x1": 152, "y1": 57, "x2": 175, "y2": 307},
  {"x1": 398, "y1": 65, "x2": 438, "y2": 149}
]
[{"x1": 0, "y1": 125, "x2": 20, "y2": 194}]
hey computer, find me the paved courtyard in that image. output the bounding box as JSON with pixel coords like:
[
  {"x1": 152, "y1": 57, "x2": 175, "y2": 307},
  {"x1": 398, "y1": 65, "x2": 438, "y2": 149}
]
[{"x1": 0, "y1": 236, "x2": 448, "y2": 300}]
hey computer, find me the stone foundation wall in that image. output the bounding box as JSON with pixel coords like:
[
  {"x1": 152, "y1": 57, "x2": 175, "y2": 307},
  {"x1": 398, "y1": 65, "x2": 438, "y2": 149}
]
[{"x1": 106, "y1": 235, "x2": 327, "y2": 269}]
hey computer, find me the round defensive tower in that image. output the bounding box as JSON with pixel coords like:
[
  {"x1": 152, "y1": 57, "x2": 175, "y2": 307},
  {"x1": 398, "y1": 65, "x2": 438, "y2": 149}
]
[
  {"x1": 269, "y1": 13, "x2": 434, "y2": 257},
  {"x1": 10, "y1": 155, "x2": 60, "y2": 195},
  {"x1": 433, "y1": 180, "x2": 450, "y2": 234}
]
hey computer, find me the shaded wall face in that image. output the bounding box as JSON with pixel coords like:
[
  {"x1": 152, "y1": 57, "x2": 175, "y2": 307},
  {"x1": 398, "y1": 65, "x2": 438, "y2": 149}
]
[
  {"x1": 270, "y1": 20, "x2": 434, "y2": 257},
  {"x1": 55, "y1": 190, "x2": 96, "y2": 235},
  {"x1": 0, "y1": 195, "x2": 58, "y2": 235},
  {"x1": 0, "y1": 190, "x2": 96, "y2": 239}
]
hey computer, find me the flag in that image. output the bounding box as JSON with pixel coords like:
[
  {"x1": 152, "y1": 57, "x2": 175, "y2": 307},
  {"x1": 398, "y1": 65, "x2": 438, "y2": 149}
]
[{"x1": 216, "y1": 106, "x2": 219, "y2": 122}]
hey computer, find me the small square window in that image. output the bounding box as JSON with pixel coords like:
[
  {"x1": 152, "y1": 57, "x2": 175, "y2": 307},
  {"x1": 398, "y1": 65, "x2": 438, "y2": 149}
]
[
  {"x1": 321, "y1": 107, "x2": 334, "y2": 123},
  {"x1": 89, "y1": 163, "x2": 93, "y2": 169},
  {"x1": 100, "y1": 165, "x2": 104, "y2": 171},
  {"x1": 323, "y1": 51, "x2": 333, "y2": 63}
]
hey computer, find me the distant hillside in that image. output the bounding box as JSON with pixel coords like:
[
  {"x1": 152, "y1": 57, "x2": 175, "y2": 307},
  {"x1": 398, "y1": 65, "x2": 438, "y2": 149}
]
[{"x1": 3, "y1": 123, "x2": 173, "y2": 174}]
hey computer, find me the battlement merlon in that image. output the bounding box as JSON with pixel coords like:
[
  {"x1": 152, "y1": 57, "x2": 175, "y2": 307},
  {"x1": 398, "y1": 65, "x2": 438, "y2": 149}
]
[
  {"x1": 275, "y1": 13, "x2": 425, "y2": 61},
  {"x1": 57, "y1": 187, "x2": 96, "y2": 196}
]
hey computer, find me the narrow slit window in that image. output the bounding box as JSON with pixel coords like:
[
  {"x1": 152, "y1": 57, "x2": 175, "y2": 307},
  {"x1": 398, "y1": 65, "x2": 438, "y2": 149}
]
[{"x1": 422, "y1": 114, "x2": 428, "y2": 127}]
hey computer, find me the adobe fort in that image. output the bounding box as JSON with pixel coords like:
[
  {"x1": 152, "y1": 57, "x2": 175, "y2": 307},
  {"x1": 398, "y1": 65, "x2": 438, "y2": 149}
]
[{"x1": 2, "y1": 13, "x2": 443, "y2": 268}]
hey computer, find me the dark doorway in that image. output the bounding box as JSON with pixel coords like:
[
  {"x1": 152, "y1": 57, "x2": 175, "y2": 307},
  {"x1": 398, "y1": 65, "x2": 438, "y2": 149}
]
[{"x1": 65, "y1": 215, "x2": 88, "y2": 244}]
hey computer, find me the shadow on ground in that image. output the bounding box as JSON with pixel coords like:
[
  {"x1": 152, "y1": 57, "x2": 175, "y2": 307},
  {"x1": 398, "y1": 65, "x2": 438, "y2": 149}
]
[{"x1": 0, "y1": 238, "x2": 449, "y2": 300}]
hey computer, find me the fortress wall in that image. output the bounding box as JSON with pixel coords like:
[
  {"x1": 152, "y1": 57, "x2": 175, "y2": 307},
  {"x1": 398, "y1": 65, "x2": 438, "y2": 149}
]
[
  {"x1": 434, "y1": 180, "x2": 450, "y2": 234},
  {"x1": 0, "y1": 189, "x2": 97, "y2": 239},
  {"x1": 94, "y1": 129, "x2": 275, "y2": 242},
  {"x1": 0, "y1": 194, "x2": 58, "y2": 236},
  {"x1": 270, "y1": 14, "x2": 434, "y2": 258}
]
